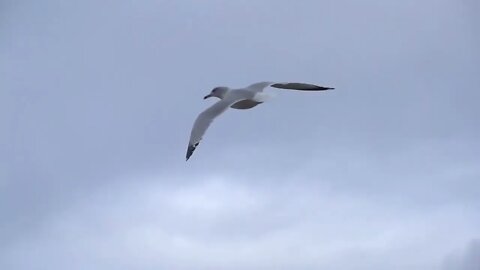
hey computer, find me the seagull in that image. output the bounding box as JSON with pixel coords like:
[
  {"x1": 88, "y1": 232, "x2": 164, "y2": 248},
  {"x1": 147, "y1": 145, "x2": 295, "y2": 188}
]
[{"x1": 186, "y1": 81, "x2": 334, "y2": 160}]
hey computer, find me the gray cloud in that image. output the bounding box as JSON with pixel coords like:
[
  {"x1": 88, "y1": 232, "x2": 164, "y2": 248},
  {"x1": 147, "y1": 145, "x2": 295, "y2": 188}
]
[
  {"x1": 443, "y1": 239, "x2": 480, "y2": 270},
  {"x1": 1, "y1": 172, "x2": 477, "y2": 270}
]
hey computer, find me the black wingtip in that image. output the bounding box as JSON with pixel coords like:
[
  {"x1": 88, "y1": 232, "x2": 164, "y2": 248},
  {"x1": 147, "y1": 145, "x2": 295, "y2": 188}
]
[
  {"x1": 271, "y1": 83, "x2": 335, "y2": 91},
  {"x1": 186, "y1": 143, "x2": 198, "y2": 161}
]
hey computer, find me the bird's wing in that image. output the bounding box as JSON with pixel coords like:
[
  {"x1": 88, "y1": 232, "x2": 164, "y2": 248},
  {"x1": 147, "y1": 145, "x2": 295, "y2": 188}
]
[
  {"x1": 246, "y1": 81, "x2": 276, "y2": 92},
  {"x1": 186, "y1": 98, "x2": 240, "y2": 160},
  {"x1": 270, "y1": 82, "x2": 334, "y2": 91},
  {"x1": 247, "y1": 81, "x2": 334, "y2": 93}
]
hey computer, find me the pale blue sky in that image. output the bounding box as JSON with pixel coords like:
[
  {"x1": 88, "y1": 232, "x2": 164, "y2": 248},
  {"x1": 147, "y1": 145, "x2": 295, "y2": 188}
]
[{"x1": 1, "y1": 0, "x2": 479, "y2": 269}]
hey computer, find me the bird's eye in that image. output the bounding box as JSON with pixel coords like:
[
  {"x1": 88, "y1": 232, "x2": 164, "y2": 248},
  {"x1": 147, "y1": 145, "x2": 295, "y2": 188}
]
[{"x1": 212, "y1": 89, "x2": 216, "y2": 93}]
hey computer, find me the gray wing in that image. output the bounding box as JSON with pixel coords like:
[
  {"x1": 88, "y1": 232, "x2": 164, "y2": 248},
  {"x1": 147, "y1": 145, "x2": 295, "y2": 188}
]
[
  {"x1": 186, "y1": 99, "x2": 236, "y2": 161},
  {"x1": 246, "y1": 81, "x2": 334, "y2": 93},
  {"x1": 246, "y1": 81, "x2": 276, "y2": 92},
  {"x1": 270, "y1": 82, "x2": 334, "y2": 91}
]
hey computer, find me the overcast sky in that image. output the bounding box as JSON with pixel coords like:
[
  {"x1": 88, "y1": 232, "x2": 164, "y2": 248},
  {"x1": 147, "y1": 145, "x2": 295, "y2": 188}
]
[{"x1": 1, "y1": 0, "x2": 479, "y2": 269}]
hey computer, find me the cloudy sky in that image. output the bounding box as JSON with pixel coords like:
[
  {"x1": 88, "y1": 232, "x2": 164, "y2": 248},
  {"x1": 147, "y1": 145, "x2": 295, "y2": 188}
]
[{"x1": 1, "y1": 0, "x2": 479, "y2": 269}]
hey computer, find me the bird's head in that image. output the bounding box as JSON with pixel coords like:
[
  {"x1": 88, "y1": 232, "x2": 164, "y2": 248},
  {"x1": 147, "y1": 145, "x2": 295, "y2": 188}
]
[{"x1": 204, "y1": 86, "x2": 229, "y2": 100}]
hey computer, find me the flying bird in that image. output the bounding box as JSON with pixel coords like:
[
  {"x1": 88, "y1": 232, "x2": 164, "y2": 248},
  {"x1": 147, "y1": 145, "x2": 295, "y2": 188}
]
[{"x1": 186, "y1": 81, "x2": 334, "y2": 160}]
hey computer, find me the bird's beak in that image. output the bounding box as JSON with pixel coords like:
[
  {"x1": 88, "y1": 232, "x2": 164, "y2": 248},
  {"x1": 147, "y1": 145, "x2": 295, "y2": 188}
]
[{"x1": 203, "y1": 94, "x2": 212, "y2": 100}]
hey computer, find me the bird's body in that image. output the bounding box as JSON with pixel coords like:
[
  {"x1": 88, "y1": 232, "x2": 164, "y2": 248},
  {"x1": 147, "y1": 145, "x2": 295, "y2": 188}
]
[{"x1": 186, "y1": 81, "x2": 334, "y2": 160}]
